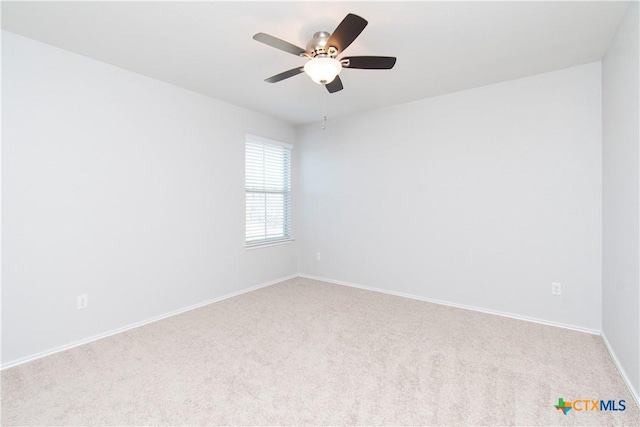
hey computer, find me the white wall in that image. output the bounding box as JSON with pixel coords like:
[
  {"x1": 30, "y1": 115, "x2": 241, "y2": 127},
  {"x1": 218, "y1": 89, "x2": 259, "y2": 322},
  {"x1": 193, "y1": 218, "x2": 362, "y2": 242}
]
[
  {"x1": 297, "y1": 63, "x2": 603, "y2": 331},
  {"x1": 4, "y1": 18, "x2": 632, "y2": 379},
  {"x1": 1, "y1": 31, "x2": 297, "y2": 365},
  {"x1": 602, "y1": 2, "x2": 640, "y2": 399}
]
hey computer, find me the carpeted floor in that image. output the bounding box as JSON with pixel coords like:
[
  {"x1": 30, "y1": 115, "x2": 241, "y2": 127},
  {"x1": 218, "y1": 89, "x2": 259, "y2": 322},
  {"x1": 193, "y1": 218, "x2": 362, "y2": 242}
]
[{"x1": 1, "y1": 277, "x2": 638, "y2": 425}]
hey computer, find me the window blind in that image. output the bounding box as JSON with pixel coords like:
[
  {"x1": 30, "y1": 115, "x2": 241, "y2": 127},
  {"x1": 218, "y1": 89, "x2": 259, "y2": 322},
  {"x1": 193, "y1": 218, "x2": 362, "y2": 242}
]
[{"x1": 245, "y1": 137, "x2": 292, "y2": 246}]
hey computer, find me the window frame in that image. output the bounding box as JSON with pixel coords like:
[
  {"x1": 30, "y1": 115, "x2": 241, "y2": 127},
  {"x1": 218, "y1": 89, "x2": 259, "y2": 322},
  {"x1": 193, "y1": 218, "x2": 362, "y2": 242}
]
[{"x1": 244, "y1": 134, "x2": 294, "y2": 249}]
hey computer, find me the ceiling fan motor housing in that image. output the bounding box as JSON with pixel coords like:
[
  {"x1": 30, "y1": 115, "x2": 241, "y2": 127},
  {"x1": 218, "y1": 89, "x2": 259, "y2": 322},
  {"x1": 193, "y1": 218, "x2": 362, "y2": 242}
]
[{"x1": 306, "y1": 31, "x2": 338, "y2": 57}]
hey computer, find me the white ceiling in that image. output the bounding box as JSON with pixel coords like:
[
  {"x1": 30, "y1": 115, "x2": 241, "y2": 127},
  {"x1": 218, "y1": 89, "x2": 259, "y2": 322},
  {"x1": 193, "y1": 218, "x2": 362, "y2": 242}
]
[{"x1": 1, "y1": 1, "x2": 630, "y2": 125}]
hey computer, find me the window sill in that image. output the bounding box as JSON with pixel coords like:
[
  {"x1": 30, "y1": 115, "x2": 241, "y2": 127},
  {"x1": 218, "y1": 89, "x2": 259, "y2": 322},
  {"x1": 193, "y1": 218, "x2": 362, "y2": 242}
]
[{"x1": 244, "y1": 238, "x2": 295, "y2": 250}]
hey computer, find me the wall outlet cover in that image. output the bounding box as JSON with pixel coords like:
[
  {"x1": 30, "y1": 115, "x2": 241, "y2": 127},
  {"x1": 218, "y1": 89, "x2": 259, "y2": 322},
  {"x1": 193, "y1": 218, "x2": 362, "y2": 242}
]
[{"x1": 77, "y1": 294, "x2": 88, "y2": 310}]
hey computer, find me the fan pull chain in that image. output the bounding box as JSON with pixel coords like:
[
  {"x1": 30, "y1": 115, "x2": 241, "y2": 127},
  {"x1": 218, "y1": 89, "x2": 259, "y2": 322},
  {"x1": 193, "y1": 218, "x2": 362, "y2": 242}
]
[{"x1": 321, "y1": 89, "x2": 328, "y2": 130}]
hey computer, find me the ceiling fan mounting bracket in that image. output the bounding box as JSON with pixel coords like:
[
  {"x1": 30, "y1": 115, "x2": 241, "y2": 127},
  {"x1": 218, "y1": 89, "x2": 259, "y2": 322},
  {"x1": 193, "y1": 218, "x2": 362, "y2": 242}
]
[{"x1": 306, "y1": 31, "x2": 338, "y2": 58}]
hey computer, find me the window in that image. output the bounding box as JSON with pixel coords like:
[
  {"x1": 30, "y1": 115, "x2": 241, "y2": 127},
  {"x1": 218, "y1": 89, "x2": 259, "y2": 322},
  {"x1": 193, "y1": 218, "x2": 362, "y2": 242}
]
[{"x1": 245, "y1": 135, "x2": 292, "y2": 247}]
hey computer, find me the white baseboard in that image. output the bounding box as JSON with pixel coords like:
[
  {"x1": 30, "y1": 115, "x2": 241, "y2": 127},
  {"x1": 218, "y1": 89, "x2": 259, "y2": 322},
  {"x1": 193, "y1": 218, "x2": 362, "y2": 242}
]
[
  {"x1": 298, "y1": 274, "x2": 601, "y2": 335},
  {"x1": 1, "y1": 274, "x2": 297, "y2": 370},
  {"x1": 601, "y1": 332, "x2": 640, "y2": 408}
]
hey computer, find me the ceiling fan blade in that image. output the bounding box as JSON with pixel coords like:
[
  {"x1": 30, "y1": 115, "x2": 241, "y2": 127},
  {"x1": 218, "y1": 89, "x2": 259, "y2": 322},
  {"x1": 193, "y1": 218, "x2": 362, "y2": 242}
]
[
  {"x1": 325, "y1": 75, "x2": 344, "y2": 93},
  {"x1": 265, "y1": 67, "x2": 304, "y2": 83},
  {"x1": 253, "y1": 33, "x2": 307, "y2": 56},
  {"x1": 342, "y1": 56, "x2": 396, "y2": 70},
  {"x1": 326, "y1": 14, "x2": 368, "y2": 54}
]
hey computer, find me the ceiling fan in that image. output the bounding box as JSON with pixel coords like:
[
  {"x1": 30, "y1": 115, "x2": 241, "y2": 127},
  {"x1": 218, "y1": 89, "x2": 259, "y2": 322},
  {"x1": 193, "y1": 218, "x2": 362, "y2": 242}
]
[{"x1": 253, "y1": 13, "x2": 396, "y2": 93}]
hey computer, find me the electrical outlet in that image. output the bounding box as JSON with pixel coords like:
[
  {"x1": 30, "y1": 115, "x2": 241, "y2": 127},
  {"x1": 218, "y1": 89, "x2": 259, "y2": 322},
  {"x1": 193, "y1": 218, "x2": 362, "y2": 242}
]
[
  {"x1": 552, "y1": 282, "x2": 562, "y2": 296},
  {"x1": 315, "y1": 252, "x2": 321, "y2": 261},
  {"x1": 77, "y1": 294, "x2": 88, "y2": 310}
]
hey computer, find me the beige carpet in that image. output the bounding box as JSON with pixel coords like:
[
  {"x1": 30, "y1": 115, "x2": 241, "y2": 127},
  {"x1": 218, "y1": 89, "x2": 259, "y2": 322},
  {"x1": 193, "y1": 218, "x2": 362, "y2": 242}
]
[{"x1": 2, "y1": 277, "x2": 638, "y2": 426}]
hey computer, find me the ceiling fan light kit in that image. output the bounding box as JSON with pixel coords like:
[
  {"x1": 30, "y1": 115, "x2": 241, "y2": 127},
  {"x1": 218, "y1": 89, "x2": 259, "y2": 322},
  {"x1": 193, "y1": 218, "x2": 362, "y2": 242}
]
[
  {"x1": 253, "y1": 13, "x2": 396, "y2": 93},
  {"x1": 303, "y1": 57, "x2": 342, "y2": 85}
]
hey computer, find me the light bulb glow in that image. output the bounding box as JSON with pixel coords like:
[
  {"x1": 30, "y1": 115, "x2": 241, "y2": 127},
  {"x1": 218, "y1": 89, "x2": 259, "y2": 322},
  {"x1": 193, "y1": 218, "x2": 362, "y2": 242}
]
[{"x1": 303, "y1": 57, "x2": 342, "y2": 85}]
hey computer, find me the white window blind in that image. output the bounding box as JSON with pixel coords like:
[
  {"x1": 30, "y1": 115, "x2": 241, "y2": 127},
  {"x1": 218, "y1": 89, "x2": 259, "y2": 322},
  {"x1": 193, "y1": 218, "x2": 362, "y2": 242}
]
[{"x1": 245, "y1": 136, "x2": 292, "y2": 246}]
